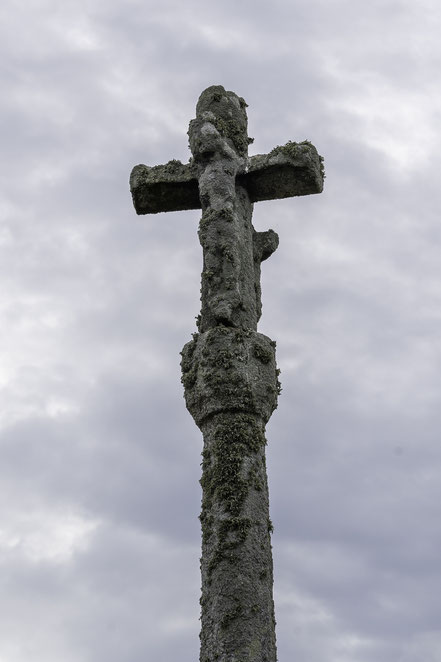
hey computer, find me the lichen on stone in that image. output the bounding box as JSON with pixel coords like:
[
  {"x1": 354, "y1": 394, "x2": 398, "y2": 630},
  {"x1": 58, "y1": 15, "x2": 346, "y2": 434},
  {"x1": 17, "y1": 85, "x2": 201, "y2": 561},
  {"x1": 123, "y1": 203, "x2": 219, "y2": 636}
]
[
  {"x1": 269, "y1": 139, "x2": 325, "y2": 179},
  {"x1": 177, "y1": 85, "x2": 323, "y2": 662}
]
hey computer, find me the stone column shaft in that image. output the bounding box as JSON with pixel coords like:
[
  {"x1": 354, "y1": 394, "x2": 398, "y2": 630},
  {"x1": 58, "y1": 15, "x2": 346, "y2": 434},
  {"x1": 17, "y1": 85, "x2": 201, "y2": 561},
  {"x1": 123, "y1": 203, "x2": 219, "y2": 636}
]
[{"x1": 181, "y1": 321, "x2": 280, "y2": 662}]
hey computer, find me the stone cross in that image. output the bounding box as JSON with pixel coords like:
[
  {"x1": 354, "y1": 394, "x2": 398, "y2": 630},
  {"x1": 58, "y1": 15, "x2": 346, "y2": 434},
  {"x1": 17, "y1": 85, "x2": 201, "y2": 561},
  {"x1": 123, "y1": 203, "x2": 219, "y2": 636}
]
[{"x1": 130, "y1": 85, "x2": 323, "y2": 662}]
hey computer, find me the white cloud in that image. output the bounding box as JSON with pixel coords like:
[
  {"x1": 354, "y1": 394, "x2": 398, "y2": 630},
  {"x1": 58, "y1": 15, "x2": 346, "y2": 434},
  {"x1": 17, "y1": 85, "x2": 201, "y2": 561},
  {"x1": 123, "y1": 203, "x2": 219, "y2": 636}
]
[
  {"x1": 0, "y1": 509, "x2": 98, "y2": 563},
  {"x1": 327, "y1": 72, "x2": 441, "y2": 172}
]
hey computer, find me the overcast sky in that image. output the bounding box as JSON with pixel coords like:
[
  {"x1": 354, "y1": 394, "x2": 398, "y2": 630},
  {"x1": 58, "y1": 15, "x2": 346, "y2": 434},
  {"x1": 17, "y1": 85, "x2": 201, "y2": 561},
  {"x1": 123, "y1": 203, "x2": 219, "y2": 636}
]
[{"x1": 1, "y1": 1, "x2": 441, "y2": 660}]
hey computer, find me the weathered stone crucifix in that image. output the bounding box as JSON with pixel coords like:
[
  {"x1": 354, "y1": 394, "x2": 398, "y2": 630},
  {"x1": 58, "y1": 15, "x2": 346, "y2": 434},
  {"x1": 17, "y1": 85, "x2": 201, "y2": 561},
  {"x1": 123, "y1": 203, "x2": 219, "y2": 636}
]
[{"x1": 130, "y1": 85, "x2": 323, "y2": 662}]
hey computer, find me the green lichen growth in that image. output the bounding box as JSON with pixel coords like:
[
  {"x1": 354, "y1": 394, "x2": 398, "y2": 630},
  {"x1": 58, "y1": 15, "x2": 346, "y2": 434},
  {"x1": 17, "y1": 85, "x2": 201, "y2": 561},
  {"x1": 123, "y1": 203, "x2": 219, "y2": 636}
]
[
  {"x1": 181, "y1": 365, "x2": 197, "y2": 389},
  {"x1": 199, "y1": 208, "x2": 234, "y2": 246},
  {"x1": 182, "y1": 328, "x2": 280, "y2": 431},
  {"x1": 233, "y1": 327, "x2": 252, "y2": 342},
  {"x1": 200, "y1": 207, "x2": 234, "y2": 225},
  {"x1": 181, "y1": 328, "x2": 279, "y2": 641},
  {"x1": 163, "y1": 158, "x2": 183, "y2": 173},
  {"x1": 269, "y1": 140, "x2": 325, "y2": 180},
  {"x1": 200, "y1": 414, "x2": 267, "y2": 577},
  {"x1": 248, "y1": 464, "x2": 264, "y2": 492},
  {"x1": 211, "y1": 348, "x2": 234, "y2": 370},
  {"x1": 319, "y1": 154, "x2": 326, "y2": 179},
  {"x1": 253, "y1": 341, "x2": 273, "y2": 364},
  {"x1": 201, "y1": 269, "x2": 215, "y2": 282},
  {"x1": 220, "y1": 601, "x2": 243, "y2": 629},
  {"x1": 180, "y1": 333, "x2": 199, "y2": 387},
  {"x1": 221, "y1": 243, "x2": 235, "y2": 264},
  {"x1": 269, "y1": 140, "x2": 310, "y2": 159},
  {"x1": 276, "y1": 368, "x2": 282, "y2": 395},
  {"x1": 208, "y1": 517, "x2": 252, "y2": 575},
  {"x1": 201, "y1": 414, "x2": 265, "y2": 516},
  {"x1": 213, "y1": 117, "x2": 249, "y2": 157}
]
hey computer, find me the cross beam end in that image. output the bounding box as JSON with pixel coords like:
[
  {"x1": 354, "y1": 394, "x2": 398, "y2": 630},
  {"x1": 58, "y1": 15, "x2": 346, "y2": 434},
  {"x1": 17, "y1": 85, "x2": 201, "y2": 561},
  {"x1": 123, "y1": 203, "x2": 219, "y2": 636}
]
[
  {"x1": 130, "y1": 142, "x2": 324, "y2": 216},
  {"x1": 130, "y1": 160, "x2": 199, "y2": 215},
  {"x1": 242, "y1": 141, "x2": 324, "y2": 203}
]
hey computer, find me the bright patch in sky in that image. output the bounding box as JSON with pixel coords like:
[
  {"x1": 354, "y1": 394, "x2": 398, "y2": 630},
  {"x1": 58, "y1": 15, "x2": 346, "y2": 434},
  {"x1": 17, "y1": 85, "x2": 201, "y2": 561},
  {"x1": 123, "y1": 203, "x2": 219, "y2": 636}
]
[
  {"x1": 325, "y1": 59, "x2": 441, "y2": 172},
  {"x1": 0, "y1": 510, "x2": 99, "y2": 563}
]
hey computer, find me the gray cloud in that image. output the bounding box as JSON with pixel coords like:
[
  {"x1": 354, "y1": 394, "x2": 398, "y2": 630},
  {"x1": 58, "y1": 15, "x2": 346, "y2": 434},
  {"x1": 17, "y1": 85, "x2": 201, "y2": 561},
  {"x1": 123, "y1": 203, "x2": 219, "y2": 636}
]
[{"x1": 1, "y1": 0, "x2": 441, "y2": 660}]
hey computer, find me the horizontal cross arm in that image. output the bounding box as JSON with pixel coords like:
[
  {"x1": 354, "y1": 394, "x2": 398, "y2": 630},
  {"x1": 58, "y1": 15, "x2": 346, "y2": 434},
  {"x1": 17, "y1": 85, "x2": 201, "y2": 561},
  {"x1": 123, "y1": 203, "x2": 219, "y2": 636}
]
[
  {"x1": 130, "y1": 160, "x2": 199, "y2": 215},
  {"x1": 130, "y1": 142, "x2": 324, "y2": 215},
  {"x1": 239, "y1": 141, "x2": 324, "y2": 202}
]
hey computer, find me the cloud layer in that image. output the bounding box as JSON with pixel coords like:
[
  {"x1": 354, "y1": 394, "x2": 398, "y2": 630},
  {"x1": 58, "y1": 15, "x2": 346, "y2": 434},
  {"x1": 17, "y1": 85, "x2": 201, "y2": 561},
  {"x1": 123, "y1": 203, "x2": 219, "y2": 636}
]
[{"x1": 1, "y1": 1, "x2": 441, "y2": 660}]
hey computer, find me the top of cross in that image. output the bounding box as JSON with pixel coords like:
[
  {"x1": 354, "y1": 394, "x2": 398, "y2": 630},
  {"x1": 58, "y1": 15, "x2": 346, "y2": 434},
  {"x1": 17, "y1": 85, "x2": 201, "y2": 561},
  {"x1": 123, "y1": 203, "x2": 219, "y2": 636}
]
[
  {"x1": 130, "y1": 85, "x2": 324, "y2": 331},
  {"x1": 130, "y1": 85, "x2": 324, "y2": 215}
]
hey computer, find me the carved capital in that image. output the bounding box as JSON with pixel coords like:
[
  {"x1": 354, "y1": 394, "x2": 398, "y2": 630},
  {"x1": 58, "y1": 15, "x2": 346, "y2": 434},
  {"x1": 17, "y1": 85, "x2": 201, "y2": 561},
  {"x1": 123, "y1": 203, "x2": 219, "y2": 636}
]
[{"x1": 181, "y1": 328, "x2": 280, "y2": 427}]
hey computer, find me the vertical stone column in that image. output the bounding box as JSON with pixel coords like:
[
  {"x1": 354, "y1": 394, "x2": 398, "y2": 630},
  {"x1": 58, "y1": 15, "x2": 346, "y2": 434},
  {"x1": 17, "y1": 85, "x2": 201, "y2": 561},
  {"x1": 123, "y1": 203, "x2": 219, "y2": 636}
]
[
  {"x1": 181, "y1": 85, "x2": 280, "y2": 662},
  {"x1": 181, "y1": 328, "x2": 280, "y2": 662}
]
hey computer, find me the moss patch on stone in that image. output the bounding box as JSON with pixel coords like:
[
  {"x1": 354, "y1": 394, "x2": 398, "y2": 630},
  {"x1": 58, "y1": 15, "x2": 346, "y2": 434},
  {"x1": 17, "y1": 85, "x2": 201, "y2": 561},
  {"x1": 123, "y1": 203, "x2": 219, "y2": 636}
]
[
  {"x1": 213, "y1": 116, "x2": 249, "y2": 157},
  {"x1": 200, "y1": 413, "x2": 267, "y2": 577},
  {"x1": 269, "y1": 139, "x2": 325, "y2": 179}
]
